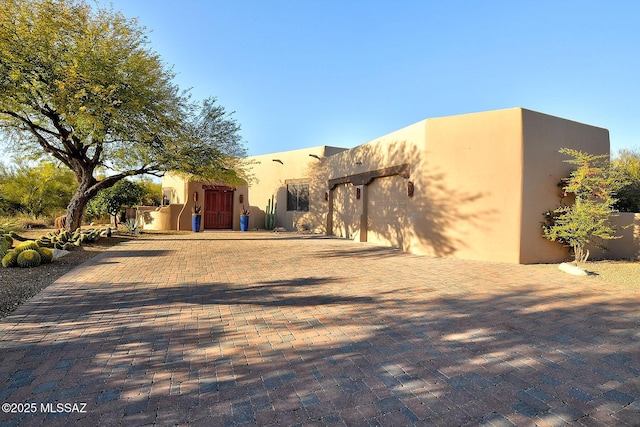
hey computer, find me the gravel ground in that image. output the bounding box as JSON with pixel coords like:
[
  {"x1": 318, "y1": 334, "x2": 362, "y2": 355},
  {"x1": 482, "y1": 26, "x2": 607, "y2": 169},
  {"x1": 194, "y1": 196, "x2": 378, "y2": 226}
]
[
  {"x1": 1, "y1": 229, "x2": 638, "y2": 319},
  {"x1": 581, "y1": 259, "x2": 640, "y2": 287},
  {"x1": 0, "y1": 229, "x2": 131, "y2": 318}
]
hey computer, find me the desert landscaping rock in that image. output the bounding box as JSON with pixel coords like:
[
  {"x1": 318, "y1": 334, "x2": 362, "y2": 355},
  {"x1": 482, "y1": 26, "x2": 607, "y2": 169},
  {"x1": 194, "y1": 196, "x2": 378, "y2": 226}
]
[{"x1": 558, "y1": 261, "x2": 589, "y2": 276}]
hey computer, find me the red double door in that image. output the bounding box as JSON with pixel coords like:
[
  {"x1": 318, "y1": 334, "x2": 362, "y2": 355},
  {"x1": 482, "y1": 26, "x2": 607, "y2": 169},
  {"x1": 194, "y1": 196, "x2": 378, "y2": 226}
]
[{"x1": 204, "y1": 189, "x2": 233, "y2": 229}]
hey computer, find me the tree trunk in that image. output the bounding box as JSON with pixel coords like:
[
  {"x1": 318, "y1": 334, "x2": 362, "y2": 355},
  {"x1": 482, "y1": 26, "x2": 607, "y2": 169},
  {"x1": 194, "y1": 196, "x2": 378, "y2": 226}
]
[
  {"x1": 66, "y1": 193, "x2": 87, "y2": 232},
  {"x1": 65, "y1": 180, "x2": 96, "y2": 232},
  {"x1": 573, "y1": 245, "x2": 590, "y2": 264}
]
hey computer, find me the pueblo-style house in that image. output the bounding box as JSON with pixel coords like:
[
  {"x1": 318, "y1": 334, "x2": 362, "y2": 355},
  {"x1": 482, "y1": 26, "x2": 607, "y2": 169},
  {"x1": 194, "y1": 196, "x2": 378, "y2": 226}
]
[{"x1": 138, "y1": 108, "x2": 640, "y2": 264}]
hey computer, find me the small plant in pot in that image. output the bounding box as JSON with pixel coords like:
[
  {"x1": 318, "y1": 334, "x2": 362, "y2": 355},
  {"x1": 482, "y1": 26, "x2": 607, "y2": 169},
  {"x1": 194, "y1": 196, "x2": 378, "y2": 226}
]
[
  {"x1": 240, "y1": 205, "x2": 250, "y2": 231},
  {"x1": 192, "y1": 204, "x2": 202, "y2": 232}
]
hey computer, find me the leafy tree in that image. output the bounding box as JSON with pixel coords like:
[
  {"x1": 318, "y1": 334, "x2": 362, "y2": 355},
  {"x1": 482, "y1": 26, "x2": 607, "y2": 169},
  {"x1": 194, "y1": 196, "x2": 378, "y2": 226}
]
[
  {"x1": 612, "y1": 148, "x2": 640, "y2": 212},
  {"x1": 86, "y1": 179, "x2": 144, "y2": 227},
  {"x1": 136, "y1": 177, "x2": 162, "y2": 207},
  {"x1": 542, "y1": 148, "x2": 625, "y2": 263},
  {"x1": 0, "y1": 0, "x2": 248, "y2": 231},
  {"x1": 0, "y1": 157, "x2": 77, "y2": 218}
]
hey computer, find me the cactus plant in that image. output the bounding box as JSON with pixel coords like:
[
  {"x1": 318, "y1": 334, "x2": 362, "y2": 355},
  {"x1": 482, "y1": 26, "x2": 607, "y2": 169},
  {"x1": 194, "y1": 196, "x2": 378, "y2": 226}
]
[
  {"x1": 36, "y1": 238, "x2": 54, "y2": 248},
  {"x1": 17, "y1": 249, "x2": 41, "y2": 268},
  {"x1": 265, "y1": 195, "x2": 277, "y2": 230},
  {"x1": 58, "y1": 230, "x2": 70, "y2": 243},
  {"x1": 37, "y1": 247, "x2": 54, "y2": 264},
  {"x1": 8, "y1": 231, "x2": 28, "y2": 242},
  {"x1": 14, "y1": 240, "x2": 40, "y2": 254},
  {"x1": 2, "y1": 250, "x2": 17, "y2": 268},
  {"x1": 0, "y1": 238, "x2": 8, "y2": 258}
]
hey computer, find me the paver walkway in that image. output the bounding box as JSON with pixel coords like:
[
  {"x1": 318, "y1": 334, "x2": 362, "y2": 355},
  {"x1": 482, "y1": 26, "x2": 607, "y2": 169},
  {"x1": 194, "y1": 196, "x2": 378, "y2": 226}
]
[{"x1": 0, "y1": 233, "x2": 638, "y2": 426}]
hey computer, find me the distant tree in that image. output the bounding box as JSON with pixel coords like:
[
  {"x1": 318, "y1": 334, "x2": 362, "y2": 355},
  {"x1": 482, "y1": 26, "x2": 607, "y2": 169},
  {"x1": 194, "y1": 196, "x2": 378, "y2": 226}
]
[
  {"x1": 137, "y1": 177, "x2": 162, "y2": 206},
  {"x1": 0, "y1": 158, "x2": 77, "y2": 218},
  {"x1": 86, "y1": 179, "x2": 144, "y2": 228},
  {"x1": 542, "y1": 148, "x2": 625, "y2": 263},
  {"x1": 612, "y1": 148, "x2": 640, "y2": 212},
  {"x1": 0, "y1": 0, "x2": 248, "y2": 232}
]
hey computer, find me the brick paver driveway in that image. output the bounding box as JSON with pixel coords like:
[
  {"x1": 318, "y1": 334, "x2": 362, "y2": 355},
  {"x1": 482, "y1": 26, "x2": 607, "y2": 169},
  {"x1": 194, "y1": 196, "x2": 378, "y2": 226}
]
[{"x1": 0, "y1": 233, "x2": 638, "y2": 426}]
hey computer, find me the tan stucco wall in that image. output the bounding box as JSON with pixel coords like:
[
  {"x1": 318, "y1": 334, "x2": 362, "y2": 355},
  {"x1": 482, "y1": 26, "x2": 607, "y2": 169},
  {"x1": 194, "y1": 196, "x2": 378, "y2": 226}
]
[
  {"x1": 331, "y1": 182, "x2": 359, "y2": 240},
  {"x1": 245, "y1": 146, "x2": 347, "y2": 231},
  {"x1": 419, "y1": 108, "x2": 525, "y2": 262},
  {"x1": 367, "y1": 175, "x2": 406, "y2": 248},
  {"x1": 323, "y1": 109, "x2": 524, "y2": 263},
  {"x1": 588, "y1": 213, "x2": 640, "y2": 260},
  {"x1": 323, "y1": 108, "x2": 611, "y2": 264},
  {"x1": 323, "y1": 122, "x2": 423, "y2": 248},
  {"x1": 137, "y1": 204, "x2": 182, "y2": 231},
  {"x1": 520, "y1": 109, "x2": 610, "y2": 263},
  {"x1": 162, "y1": 173, "x2": 188, "y2": 205}
]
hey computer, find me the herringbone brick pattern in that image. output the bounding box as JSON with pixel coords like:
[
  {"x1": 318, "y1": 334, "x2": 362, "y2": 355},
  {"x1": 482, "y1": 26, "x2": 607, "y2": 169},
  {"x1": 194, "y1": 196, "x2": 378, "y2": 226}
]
[{"x1": 0, "y1": 232, "x2": 638, "y2": 426}]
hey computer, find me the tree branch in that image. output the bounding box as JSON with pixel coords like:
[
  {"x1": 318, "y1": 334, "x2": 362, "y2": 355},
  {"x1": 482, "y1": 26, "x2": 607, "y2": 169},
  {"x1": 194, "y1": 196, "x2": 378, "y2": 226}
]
[
  {"x1": 88, "y1": 165, "x2": 163, "y2": 195},
  {"x1": 1, "y1": 109, "x2": 61, "y2": 139},
  {"x1": 0, "y1": 109, "x2": 74, "y2": 169}
]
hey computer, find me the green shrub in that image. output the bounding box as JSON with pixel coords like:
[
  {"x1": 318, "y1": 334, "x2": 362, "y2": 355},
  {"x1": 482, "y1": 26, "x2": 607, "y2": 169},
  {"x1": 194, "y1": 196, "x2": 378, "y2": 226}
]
[
  {"x1": 542, "y1": 148, "x2": 624, "y2": 263},
  {"x1": 121, "y1": 219, "x2": 140, "y2": 235},
  {"x1": 612, "y1": 148, "x2": 640, "y2": 212},
  {"x1": 0, "y1": 218, "x2": 18, "y2": 234}
]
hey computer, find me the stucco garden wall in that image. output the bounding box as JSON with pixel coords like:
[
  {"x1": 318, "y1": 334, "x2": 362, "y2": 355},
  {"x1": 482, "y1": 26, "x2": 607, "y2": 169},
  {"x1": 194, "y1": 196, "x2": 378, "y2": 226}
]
[
  {"x1": 137, "y1": 204, "x2": 182, "y2": 231},
  {"x1": 588, "y1": 213, "x2": 640, "y2": 260}
]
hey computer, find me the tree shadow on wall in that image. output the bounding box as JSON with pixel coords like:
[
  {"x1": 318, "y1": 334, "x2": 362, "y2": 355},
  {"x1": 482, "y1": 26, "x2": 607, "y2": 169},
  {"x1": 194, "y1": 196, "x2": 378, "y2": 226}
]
[
  {"x1": 304, "y1": 140, "x2": 496, "y2": 257},
  {"x1": 407, "y1": 163, "x2": 496, "y2": 257}
]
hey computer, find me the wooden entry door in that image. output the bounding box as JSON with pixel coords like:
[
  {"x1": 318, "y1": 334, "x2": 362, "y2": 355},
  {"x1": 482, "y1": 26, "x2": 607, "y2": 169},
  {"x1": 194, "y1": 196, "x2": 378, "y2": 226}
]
[{"x1": 204, "y1": 190, "x2": 233, "y2": 229}]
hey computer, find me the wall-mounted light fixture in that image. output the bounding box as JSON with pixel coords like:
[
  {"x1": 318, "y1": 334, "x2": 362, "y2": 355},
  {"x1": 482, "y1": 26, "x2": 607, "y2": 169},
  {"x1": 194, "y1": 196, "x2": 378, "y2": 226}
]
[
  {"x1": 325, "y1": 192, "x2": 329, "y2": 201},
  {"x1": 272, "y1": 159, "x2": 283, "y2": 164},
  {"x1": 309, "y1": 154, "x2": 321, "y2": 160},
  {"x1": 355, "y1": 161, "x2": 362, "y2": 165},
  {"x1": 408, "y1": 181, "x2": 415, "y2": 198},
  {"x1": 356, "y1": 187, "x2": 361, "y2": 200},
  {"x1": 239, "y1": 194, "x2": 244, "y2": 204}
]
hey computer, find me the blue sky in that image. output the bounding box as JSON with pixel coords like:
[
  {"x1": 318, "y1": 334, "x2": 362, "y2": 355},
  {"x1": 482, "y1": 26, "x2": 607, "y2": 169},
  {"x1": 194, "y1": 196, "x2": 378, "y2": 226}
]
[{"x1": 106, "y1": 0, "x2": 640, "y2": 156}]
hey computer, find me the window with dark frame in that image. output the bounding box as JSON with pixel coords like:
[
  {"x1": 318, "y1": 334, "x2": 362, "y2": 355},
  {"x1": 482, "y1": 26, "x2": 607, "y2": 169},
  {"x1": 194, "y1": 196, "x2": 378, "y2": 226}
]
[{"x1": 287, "y1": 183, "x2": 309, "y2": 212}]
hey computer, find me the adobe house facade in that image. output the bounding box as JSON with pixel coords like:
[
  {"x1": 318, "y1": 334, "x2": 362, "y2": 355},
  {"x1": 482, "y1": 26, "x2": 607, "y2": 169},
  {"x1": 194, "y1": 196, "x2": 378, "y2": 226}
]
[{"x1": 140, "y1": 107, "x2": 639, "y2": 264}]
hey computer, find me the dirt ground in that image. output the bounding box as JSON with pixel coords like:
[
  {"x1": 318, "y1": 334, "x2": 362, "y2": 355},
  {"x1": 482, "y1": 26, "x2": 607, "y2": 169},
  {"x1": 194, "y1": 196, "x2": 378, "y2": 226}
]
[
  {"x1": 0, "y1": 228, "x2": 132, "y2": 318},
  {"x1": 580, "y1": 259, "x2": 640, "y2": 287}
]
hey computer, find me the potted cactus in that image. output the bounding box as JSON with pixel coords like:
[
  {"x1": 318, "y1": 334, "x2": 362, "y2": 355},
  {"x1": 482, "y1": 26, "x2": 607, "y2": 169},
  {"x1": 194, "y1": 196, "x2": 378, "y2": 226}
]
[
  {"x1": 240, "y1": 205, "x2": 249, "y2": 232},
  {"x1": 192, "y1": 204, "x2": 202, "y2": 232}
]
